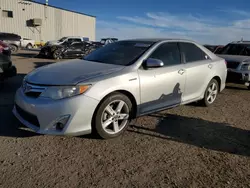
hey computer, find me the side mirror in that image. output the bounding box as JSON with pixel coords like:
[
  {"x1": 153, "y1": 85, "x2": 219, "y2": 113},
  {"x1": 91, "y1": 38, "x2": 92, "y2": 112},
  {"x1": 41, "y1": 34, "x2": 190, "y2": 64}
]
[{"x1": 144, "y1": 58, "x2": 164, "y2": 68}]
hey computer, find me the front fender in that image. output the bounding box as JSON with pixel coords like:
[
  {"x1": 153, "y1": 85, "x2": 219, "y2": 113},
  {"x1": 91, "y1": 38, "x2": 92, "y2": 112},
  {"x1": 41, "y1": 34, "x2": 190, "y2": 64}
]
[{"x1": 84, "y1": 72, "x2": 140, "y2": 105}]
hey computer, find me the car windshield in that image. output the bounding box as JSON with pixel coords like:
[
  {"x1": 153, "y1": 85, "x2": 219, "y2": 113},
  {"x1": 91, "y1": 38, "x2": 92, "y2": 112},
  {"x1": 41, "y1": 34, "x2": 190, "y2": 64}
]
[
  {"x1": 58, "y1": 37, "x2": 67, "y2": 42},
  {"x1": 219, "y1": 43, "x2": 250, "y2": 56},
  {"x1": 83, "y1": 41, "x2": 154, "y2": 66}
]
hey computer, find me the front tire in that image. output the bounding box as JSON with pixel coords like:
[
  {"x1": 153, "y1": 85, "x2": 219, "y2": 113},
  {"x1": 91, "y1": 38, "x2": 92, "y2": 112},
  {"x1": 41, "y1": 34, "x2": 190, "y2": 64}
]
[
  {"x1": 93, "y1": 93, "x2": 133, "y2": 139},
  {"x1": 9, "y1": 44, "x2": 18, "y2": 53},
  {"x1": 201, "y1": 79, "x2": 219, "y2": 107},
  {"x1": 53, "y1": 50, "x2": 62, "y2": 59}
]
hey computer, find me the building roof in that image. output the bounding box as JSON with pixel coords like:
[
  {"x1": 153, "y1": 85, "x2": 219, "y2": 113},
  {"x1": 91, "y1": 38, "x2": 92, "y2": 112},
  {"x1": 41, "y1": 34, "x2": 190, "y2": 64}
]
[{"x1": 22, "y1": 0, "x2": 96, "y2": 18}]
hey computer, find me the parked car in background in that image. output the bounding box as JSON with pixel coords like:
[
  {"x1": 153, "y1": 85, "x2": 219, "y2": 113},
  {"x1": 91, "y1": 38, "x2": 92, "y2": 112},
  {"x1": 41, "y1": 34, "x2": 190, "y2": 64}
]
[
  {"x1": 0, "y1": 32, "x2": 21, "y2": 53},
  {"x1": 213, "y1": 45, "x2": 224, "y2": 54},
  {"x1": 89, "y1": 38, "x2": 118, "y2": 49},
  {"x1": 45, "y1": 36, "x2": 89, "y2": 46},
  {"x1": 204, "y1": 45, "x2": 224, "y2": 53},
  {"x1": 100, "y1": 38, "x2": 118, "y2": 45},
  {"x1": 0, "y1": 40, "x2": 16, "y2": 82},
  {"x1": 39, "y1": 41, "x2": 95, "y2": 59},
  {"x1": 216, "y1": 41, "x2": 250, "y2": 89},
  {"x1": 20, "y1": 38, "x2": 35, "y2": 49},
  {"x1": 13, "y1": 39, "x2": 227, "y2": 139}
]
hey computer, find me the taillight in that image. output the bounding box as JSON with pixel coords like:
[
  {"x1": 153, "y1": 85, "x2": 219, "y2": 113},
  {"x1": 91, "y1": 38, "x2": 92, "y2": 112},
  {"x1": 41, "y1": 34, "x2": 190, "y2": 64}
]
[{"x1": 224, "y1": 60, "x2": 227, "y2": 65}]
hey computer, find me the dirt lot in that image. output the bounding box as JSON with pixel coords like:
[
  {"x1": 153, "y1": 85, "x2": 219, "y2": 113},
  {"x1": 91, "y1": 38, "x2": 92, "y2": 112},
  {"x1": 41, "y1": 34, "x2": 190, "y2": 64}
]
[{"x1": 0, "y1": 50, "x2": 249, "y2": 188}]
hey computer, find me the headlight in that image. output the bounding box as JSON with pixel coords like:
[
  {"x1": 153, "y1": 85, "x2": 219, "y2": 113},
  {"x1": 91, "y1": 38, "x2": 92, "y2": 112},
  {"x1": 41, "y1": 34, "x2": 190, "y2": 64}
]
[
  {"x1": 40, "y1": 85, "x2": 90, "y2": 100},
  {"x1": 241, "y1": 64, "x2": 250, "y2": 71}
]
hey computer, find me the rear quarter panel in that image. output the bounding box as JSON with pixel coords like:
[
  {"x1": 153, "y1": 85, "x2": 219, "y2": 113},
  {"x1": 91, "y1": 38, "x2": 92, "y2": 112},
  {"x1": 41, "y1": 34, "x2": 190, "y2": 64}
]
[{"x1": 203, "y1": 57, "x2": 227, "y2": 94}]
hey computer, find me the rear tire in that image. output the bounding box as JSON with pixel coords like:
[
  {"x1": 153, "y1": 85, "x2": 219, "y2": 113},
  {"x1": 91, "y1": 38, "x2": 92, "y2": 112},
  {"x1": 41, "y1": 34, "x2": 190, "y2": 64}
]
[
  {"x1": 200, "y1": 79, "x2": 219, "y2": 107},
  {"x1": 93, "y1": 92, "x2": 133, "y2": 139}
]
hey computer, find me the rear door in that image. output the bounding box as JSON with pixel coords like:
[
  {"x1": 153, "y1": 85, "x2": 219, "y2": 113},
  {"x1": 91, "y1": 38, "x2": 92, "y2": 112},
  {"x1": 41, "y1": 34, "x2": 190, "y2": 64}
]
[
  {"x1": 179, "y1": 42, "x2": 214, "y2": 103},
  {"x1": 64, "y1": 38, "x2": 82, "y2": 57}
]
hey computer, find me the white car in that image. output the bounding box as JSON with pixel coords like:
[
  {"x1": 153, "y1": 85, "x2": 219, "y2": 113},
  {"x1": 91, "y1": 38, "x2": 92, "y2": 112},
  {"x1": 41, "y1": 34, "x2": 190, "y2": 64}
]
[
  {"x1": 13, "y1": 38, "x2": 227, "y2": 139},
  {"x1": 45, "y1": 36, "x2": 89, "y2": 46}
]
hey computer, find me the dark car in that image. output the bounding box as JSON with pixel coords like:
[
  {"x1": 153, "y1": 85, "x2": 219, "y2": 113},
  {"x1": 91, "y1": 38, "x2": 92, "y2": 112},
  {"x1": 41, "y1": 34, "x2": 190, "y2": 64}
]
[
  {"x1": 39, "y1": 41, "x2": 96, "y2": 59},
  {"x1": 0, "y1": 41, "x2": 16, "y2": 82},
  {"x1": 216, "y1": 41, "x2": 250, "y2": 89},
  {"x1": 204, "y1": 45, "x2": 224, "y2": 53},
  {"x1": 0, "y1": 32, "x2": 21, "y2": 53}
]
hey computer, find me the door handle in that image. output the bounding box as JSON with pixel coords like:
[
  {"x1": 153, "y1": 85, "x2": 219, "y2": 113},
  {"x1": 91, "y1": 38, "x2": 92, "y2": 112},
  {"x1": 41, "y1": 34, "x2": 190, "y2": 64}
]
[
  {"x1": 178, "y1": 69, "x2": 185, "y2": 75},
  {"x1": 208, "y1": 64, "x2": 213, "y2": 69}
]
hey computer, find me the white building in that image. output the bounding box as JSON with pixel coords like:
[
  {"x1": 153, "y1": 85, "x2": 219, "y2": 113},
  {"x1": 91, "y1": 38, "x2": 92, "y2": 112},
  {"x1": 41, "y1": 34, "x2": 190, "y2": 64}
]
[{"x1": 0, "y1": 0, "x2": 96, "y2": 42}]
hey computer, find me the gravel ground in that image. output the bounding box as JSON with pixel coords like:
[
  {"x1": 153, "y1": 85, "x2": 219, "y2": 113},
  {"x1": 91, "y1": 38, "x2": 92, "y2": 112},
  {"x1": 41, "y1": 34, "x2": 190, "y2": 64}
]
[{"x1": 0, "y1": 51, "x2": 249, "y2": 188}]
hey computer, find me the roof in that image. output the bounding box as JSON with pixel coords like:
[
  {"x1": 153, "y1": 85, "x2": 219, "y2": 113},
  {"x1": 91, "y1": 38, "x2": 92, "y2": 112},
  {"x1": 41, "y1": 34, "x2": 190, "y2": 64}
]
[
  {"x1": 22, "y1": 0, "x2": 95, "y2": 18},
  {"x1": 120, "y1": 38, "x2": 196, "y2": 43},
  {"x1": 231, "y1": 41, "x2": 250, "y2": 44}
]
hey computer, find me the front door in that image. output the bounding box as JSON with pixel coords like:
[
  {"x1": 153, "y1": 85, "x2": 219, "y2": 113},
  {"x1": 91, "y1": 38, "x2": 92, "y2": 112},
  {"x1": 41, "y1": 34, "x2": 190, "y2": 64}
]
[
  {"x1": 138, "y1": 42, "x2": 186, "y2": 114},
  {"x1": 65, "y1": 42, "x2": 84, "y2": 58}
]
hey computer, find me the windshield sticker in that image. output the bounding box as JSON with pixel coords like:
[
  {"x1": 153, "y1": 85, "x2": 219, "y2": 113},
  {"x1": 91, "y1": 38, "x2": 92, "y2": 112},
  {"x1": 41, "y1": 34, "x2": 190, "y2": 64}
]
[{"x1": 134, "y1": 43, "x2": 151, "y2": 48}]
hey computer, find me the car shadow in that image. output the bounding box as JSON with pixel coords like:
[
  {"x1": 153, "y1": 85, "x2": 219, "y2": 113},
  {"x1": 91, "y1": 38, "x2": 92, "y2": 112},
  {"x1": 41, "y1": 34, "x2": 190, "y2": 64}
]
[
  {"x1": 0, "y1": 74, "x2": 38, "y2": 137},
  {"x1": 33, "y1": 61, "x2": 55, "y2": 68},
  {"x1": 139, "y1": 83, "x2": 182, "y2": 114},
  {"x1": 128, "y1": 113, "x2": 250, "y2": 157},
  {"x1": 12, "y1": 52, "x2": 38, "y2": 59},
  {"x1": 225, "y1": 85, "x2": 248, "y2": 91}
]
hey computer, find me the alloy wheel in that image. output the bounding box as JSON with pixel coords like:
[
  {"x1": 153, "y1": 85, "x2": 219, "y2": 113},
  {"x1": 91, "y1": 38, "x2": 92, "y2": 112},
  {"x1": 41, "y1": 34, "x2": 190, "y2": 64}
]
[
  {"x1": 206, "y1": 82, "x2": 218, "y2": 104},
  {"x1": 101, "y1": 100, "x2": 129, "y2": 134}
]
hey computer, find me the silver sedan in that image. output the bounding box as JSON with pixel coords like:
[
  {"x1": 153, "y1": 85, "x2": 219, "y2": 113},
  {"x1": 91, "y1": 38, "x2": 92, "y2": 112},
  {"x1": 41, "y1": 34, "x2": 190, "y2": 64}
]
[{"x1": 13, "y1": 39, "x2": 227, "y2": 139}]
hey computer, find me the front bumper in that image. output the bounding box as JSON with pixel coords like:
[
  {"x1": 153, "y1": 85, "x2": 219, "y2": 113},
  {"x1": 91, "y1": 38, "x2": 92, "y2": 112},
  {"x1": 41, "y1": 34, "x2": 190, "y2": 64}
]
[
  {"x1": 226, "y1": 69, "x2": 250, "y2": 84},
  {"x1": 13, "y1": 88, "x2": 99, "y2": 136},
  {"x1": 39, "y1": 48, "x2": 52, "y2": 58}
]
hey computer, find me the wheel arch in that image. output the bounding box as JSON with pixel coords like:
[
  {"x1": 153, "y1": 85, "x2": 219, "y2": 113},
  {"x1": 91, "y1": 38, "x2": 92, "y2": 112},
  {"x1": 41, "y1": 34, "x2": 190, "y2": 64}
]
[
  {"x1": 26, "y1": 43, "x2": 33, "y2": 47},
  {"x1": 9, "y1": 43, "x2": 18, "y2": 48},
  {"x1": 212, "y1": 76, "x2": 222, "y2": 92},
  {"x1": 91, "y1": 90, "x2": 138, "y2": 132}
]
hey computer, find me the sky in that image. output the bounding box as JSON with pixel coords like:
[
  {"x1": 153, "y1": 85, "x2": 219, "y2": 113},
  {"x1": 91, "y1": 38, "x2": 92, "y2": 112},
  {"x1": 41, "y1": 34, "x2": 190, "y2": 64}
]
[{"x1": 34, "y1": 0, "x2": 250, "y2": 44}]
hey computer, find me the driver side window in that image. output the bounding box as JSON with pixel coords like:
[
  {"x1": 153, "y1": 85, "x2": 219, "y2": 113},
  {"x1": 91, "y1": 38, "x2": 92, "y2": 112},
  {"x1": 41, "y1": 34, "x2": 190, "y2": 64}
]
[{"x1": 149, "y1": 42, "x2": 181, "y2": 66}]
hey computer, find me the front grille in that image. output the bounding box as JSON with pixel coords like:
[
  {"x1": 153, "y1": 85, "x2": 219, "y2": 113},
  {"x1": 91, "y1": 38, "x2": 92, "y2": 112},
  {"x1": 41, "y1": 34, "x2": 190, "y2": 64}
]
[
  {"x1": 15, "y1": 104, "x2": 40, "y2": 127},
  {"x1": 22, "y1": 82, "x2": 46, "y2": 98},
  {"x1": 227, "y1": 61, "x2": 240, "y2": 69},
  {"x1": 25, "y1": 91, "x2": 42, "y2": 98}
]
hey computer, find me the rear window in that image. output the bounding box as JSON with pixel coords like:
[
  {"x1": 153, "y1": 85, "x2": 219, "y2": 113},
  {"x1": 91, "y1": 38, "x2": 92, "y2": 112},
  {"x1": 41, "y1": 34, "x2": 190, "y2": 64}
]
[
  {"x1": 84, "y1": 41, "x2": 154, "y2": 66},
  {"x1": 180, "y1": 42, "x2": 208, "y2": 63}
]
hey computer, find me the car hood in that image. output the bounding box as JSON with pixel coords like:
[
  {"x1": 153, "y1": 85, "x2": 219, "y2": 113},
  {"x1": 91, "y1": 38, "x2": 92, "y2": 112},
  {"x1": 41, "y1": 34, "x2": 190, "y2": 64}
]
[
  {"x1": 217, "y1": 54, "x2": 250, "y2": 62},
  {"x1": 26, "y1": 59, "x2": 125, "y2": 85}
]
